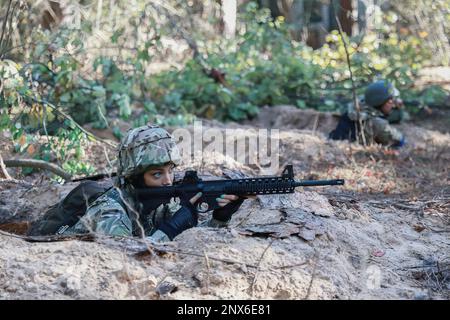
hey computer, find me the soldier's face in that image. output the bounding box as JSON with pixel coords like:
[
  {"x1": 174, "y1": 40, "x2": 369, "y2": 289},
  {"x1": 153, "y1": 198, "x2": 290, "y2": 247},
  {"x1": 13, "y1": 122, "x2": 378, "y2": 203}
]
[
  {"x1": 143, "y1": 163, "x2": 175, "y2": 187},
  {"x1": 381, "y1": 98, "x2": 394, "y2": 115}
]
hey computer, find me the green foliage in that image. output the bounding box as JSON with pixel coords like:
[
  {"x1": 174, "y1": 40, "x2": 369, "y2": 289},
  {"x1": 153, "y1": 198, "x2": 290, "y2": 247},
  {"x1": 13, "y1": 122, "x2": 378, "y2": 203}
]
[
  {"x1": 9, "y1": 2, "x2": 443, "y2": 124},
  {"x1": 401, "y1": 85, "x2": 450, "y2": 113},
  {"x1": 0, "y1": 59, "x2": 91, "y2": 177},
  {"x1": 63, "y1": 160, "x2": 95, "y2": 177},
  {"x1": 419, "y1": 86, "x2": 449, "y2": 107},
  {"x1": 1, "y1": 1, "x2": 448, "y2": 178},
  {"x1": 144, "y1": 3, "x2": 438, "y2": 117}
]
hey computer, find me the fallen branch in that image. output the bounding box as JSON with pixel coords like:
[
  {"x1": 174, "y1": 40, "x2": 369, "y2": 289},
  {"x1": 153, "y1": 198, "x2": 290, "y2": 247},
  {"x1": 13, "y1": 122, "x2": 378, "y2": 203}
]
[
  {"x1": 249, "y1": 238, "x2": 275, "y2": 297},
  {"x1": 3, "y1": 158, "x2": 72, "y2": 181},
  {"x1": 0, "y1": 179, "x2": 33, "y2": 187},
  {"x1": 0, "y1": 230, "x2": 95, "y2": 242},
  {"x1": 203, "y1": 250, "x2": 211, "y2": 295},
  {"x1": 305, "y1": 250, "x2": 319, "y2": 300}
]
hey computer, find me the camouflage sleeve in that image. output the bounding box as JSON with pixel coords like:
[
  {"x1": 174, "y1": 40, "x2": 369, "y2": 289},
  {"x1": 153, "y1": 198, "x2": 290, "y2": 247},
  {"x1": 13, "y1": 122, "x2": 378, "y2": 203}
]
[
  {"x1": 346, "y1": 103, "x2": 370, "y2": 121},
  {"x1": 67, "y1": 195, "x2": 133, "y2": 237},
  {"x1": 370, "y1": 117, "x2": 404, "y2": 146},
  {"x1": 94, "y1": 202, "x2": 133, "y2": 236},
  {"x1": 387, "y1": 109, "x2": 410, "y2": 124}
]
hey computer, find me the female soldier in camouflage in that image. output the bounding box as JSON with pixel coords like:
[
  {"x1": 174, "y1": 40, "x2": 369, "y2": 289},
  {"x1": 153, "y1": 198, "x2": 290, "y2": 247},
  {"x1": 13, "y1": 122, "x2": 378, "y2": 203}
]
[{"x1": 65, "y1": 124, "x2": 244, "y2": 242}]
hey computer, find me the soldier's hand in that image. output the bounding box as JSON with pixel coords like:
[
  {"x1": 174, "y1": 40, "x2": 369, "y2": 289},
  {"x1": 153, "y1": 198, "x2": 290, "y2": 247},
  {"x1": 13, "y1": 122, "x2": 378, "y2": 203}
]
[
  {"x1": 216, "y1": 194, "x2": 239, "y2": 207},
  {"x1": 212, "y1": 195, "x2": 246, "y2": 222},
  {"x1": 189, "y1": 192, "x2": 203, "y2": 205},
  {"x1": 394, "y1": 98, "x2": 404, "y2": 109}
]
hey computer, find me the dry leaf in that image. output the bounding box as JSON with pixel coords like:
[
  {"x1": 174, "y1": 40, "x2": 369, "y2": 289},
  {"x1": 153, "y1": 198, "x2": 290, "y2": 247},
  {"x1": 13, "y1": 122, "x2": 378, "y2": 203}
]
[
  {"x1": 27, "y1": 144, "x2": 35, "y2": 155},
  {"x1": 18, "y1": 134, "x2": 26, "y2": 146},
  {"x1": 371, "y1": 249, "x2": 385, "y2": 257},
  {"x1": 413, "y1": 224, "x2": 426, "y2": 232}
]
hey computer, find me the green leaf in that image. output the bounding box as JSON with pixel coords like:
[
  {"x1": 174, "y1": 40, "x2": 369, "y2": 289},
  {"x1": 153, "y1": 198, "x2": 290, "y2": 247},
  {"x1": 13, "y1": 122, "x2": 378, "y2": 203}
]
[
  {"x1": 59, "y1": 93, "x2": 71, "y2": 103},
  {"x1": 111, "y1": 27, "x2": 125, "y2": 43},
  {"x1": 144, "y1": 101, "x2": 156, "y2": 113},
  {"x1": 296, "y1": 100, "x2": 307, "y2": 109},
  {"x1": 92, "y1": 85, "x2": 106, "y2": 98},
  {"x1": 137, "y1": 49, "x2": 150, "y2": 62},
  {"x1": 118, "y1": 94, "x2": 131, "y2": 119},
  {"x1": 113, "y1": 126, "x2": 123, "y2": 140}
]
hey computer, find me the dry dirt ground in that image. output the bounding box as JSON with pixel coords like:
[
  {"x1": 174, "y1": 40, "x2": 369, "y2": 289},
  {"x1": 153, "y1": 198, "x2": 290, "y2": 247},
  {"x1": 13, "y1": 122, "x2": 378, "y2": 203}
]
[{"x1": 0, "y1": 103, "x2": 449, "y2": 300}]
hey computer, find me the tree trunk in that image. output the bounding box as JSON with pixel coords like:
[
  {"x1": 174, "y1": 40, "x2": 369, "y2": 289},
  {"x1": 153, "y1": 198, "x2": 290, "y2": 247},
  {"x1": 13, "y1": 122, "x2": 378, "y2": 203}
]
[
  {"x1": 221, "y1": 0, "x2": 237, "y2": 39},
  {"x1": 41, "y1": 0, "x2": 63, "y2": 30},
  {"x1": 258, "y1": 0, "x2": 282, "y2": 19},
  {"x1": 288, "y1": 0, "x2": 304, "y2": 41},
  {"x1": 338, "y1": 0, "x2": 354, "y2": 35}
]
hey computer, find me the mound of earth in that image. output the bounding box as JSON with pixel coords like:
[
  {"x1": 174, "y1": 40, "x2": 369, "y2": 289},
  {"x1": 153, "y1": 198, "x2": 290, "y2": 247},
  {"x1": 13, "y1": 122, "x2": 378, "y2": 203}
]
[{"x1": 1, "y1": 188, "x2": 447, "y2": 300}]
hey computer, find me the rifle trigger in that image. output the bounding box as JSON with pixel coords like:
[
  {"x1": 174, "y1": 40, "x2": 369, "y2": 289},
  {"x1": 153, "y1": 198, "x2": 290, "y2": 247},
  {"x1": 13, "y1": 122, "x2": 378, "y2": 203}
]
[{"x1": 197, "y1": 202, "x2": 209, "y2": 213}]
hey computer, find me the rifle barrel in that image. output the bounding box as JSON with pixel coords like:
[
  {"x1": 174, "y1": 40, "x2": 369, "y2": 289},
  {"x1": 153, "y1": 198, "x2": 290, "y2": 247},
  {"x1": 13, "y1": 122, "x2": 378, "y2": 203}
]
[{"x1": 294, "y1": 179, "x2": 345, "y2": 187}]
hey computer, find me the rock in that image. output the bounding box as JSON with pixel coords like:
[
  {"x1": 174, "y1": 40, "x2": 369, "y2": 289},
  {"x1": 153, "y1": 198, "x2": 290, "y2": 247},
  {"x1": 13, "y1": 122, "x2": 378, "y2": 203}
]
[
  {"x1": 257, "y1": 192, "x2": 334, "y2": 217},
  {"x1": 235, "y1": 209, "x2": 282, "y2": 226},
  {"x1": 128, "y1": 278, "x2": 157, "y2": 298},
  {"x1": 113, "y1": 265, "x2": 147, "y2": 282},
  {"x1": 274, "y1": 289, "x2": 291, "y2": 299},
  {"x1": 156, "y1": 281, "x2": 178, "y2": 296},
  {"x1": 229, "y1": 228, "x2": 239, "y2": 238},
  {"x1": 349, "y1": 255, "x2": 361, "y2": 269},
  {"x1": 325, "y1": 231, "x2": 335, "y2": 241},
  {"x1": 59, "y1": 275, "x2": 81, "y2": 296},
  {"x1": 285, "y1": 208, "x2": 327, "y2": 236},
  {"x1": 297, "y1": 229, "x2": 316, "y2": 241}
]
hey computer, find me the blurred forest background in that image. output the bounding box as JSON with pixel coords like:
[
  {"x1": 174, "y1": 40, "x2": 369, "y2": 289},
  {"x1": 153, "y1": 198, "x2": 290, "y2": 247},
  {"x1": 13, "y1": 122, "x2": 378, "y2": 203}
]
[{"x1": 0, "y1": 0, "x2": 449, "y2": 177}]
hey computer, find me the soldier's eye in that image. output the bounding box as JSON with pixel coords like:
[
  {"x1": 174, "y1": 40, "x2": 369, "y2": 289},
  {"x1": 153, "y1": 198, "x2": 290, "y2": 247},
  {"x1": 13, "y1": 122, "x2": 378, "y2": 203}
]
[{"x1": 152, "y1": 172, "x2": 162, "y2": 179}]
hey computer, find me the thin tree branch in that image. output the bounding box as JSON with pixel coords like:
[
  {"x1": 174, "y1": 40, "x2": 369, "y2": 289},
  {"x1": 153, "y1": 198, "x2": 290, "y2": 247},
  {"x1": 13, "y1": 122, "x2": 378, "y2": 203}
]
[
  {"x1": 0, "y1": 0, "x2": 13, "y2": 52},
  {"x1": 249, "y1": 238, "x2": 275, "y2": 297},
  {"x1": 333, "y1": 0, "x2": 366, "y2": 146},
  {"x1": 305, "y1": 250, "x2": 319, "y2": 299},
  {"x1": 203, "y1": 249, "x2": 211, "y2": 294},
  {"x1": 0, "y1": 153, "x2": 13, "y2": 179},
  {"x1": 28, "y1": 96, "x2": 118, "y2": 150},
  {"x1": 3, "y1": 158, "x2": 72, "y2": 181},
  {"x1": 1, "y1": 0, "x2": 19, "y2": 59}
]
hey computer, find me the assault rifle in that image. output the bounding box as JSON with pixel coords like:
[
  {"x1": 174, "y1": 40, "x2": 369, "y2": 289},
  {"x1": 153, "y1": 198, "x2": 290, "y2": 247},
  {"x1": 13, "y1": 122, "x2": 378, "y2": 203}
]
[{"x1": 135, "y1": 165, "x2": 344, "y2": 212}]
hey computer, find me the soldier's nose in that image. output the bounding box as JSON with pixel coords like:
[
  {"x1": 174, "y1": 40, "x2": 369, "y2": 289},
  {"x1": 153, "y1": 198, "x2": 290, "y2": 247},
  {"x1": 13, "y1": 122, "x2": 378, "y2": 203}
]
[{"x1": 161, "y1": 173, "x2": 173, "y2": 186}]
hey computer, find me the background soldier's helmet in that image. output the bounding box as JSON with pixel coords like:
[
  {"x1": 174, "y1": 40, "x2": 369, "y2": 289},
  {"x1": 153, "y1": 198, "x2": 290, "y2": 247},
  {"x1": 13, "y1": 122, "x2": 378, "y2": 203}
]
[
  {"x1": 117, "y1": 124, "x2": 181, "y2": 177},
  {"x1": 364, "y1": 80, "x2": 400, "y2": 108}
]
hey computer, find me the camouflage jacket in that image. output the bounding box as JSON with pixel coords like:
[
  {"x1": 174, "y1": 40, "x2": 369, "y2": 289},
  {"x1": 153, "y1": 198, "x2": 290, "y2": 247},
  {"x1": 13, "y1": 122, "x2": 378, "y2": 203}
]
[
  {"x1": 346, "y1": 101, "x2": 409, "y2": 147},
  {"x1": 64, "y1": 184, "x2": 229, "y2": 242}
]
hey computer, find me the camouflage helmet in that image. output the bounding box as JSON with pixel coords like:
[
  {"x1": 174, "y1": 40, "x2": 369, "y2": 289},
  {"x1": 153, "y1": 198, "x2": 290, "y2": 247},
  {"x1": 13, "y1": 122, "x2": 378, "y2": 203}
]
[
  {"x1": 364, "y1": 80, "x2": 400, "y2": 108},
  {"x1": 117, "y1": 124, "x2": 181, "y2": 177}
]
